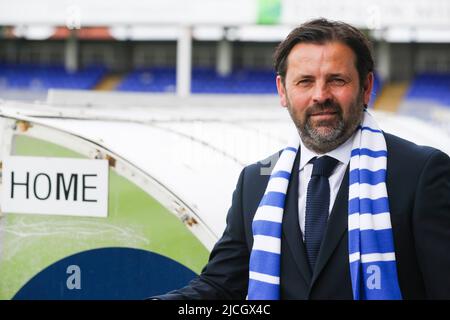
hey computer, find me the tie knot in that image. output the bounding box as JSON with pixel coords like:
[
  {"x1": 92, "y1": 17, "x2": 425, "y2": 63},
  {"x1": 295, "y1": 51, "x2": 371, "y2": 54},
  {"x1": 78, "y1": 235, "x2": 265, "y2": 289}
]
[{"x1": 311, "y1": 156, "x2": 339, "y2": 178}]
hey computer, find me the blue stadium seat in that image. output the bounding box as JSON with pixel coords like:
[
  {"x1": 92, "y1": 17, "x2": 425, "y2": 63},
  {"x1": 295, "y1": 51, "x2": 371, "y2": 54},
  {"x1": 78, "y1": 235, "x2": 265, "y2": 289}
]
[
  {"x1": 405, "y1": 73, "x2": 450, "y2": 107},
  {"x1": 0, "y1": 64, "x2": 106, "y2": 91},
  {"x1": 116, "y1": 67, "x2": 277, "y2": 94}
]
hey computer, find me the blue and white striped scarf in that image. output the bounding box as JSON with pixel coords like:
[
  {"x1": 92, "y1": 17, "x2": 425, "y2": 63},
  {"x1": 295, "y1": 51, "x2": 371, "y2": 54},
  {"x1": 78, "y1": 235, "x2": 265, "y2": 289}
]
[{"x1": 247, "y1": 111, "x2": 402, "y2": 300}]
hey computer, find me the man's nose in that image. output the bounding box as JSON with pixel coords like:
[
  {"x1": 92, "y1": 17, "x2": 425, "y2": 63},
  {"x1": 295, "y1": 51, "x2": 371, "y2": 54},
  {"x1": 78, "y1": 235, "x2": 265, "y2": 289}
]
[{"x1": 312, "y1": 82, "x2": 332, "y2": 104}]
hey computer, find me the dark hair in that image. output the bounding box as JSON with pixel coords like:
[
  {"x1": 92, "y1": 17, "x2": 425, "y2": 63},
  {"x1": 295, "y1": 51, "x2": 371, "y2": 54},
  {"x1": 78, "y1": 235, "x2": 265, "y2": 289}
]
[{"x1": 274, "y1": 18, "x2": 374, "y2": 87}]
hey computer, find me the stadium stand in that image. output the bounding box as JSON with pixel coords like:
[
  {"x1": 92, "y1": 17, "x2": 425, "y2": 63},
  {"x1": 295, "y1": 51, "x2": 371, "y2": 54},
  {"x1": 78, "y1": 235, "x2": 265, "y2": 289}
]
[
  {"x1": 116, "y1": 67, "x2": 278, "y2": 94},
  {"x1": 396, "y1": 72, "x2": 450, "y2": 137},
  {"x1": 192, "y1": 68, "x2": 277, "y2": 94},
  {"x1": 116, "y1": 67, "x2": 176, "y2": 93},
  {"x1": 0, "y1": 64, "x2": 106, "y2": 91},
  {"x1": 404, "y1": 73, "x2": 450, "y2": 107}
]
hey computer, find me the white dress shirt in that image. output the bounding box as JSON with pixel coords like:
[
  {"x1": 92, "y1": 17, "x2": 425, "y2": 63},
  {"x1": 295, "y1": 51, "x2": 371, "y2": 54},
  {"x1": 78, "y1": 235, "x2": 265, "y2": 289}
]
[{"x1": 298, "y1": 134, "x2": 355, "y2": 241}]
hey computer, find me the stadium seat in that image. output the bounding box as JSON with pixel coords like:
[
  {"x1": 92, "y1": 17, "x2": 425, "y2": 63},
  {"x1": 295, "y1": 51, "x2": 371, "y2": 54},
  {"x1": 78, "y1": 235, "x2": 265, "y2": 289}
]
[
  {"x1": 404, "y1": 73, "x2": 450, "y2": 107},
  {"x1": 116, "y1": 67, "x2": 278, "y2": 94},
  {"x1": 0, "y1": 64, "x2": 106, "y2": 91}
]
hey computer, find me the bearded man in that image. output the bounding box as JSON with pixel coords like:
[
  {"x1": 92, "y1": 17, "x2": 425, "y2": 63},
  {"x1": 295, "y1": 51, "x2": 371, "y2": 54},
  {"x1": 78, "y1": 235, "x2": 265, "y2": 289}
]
[{"x1": 153, "y1": 18, "x2": 450, "y2": 300}]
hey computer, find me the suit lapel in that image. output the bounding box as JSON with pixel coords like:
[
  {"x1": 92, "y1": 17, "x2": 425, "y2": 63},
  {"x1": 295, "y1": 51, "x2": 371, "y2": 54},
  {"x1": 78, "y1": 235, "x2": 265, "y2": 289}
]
[
  {"x1": 310, "y1": 165, "x2": 350, "y2": 286},
  {"x1": 282, "y1": 149, "x2": 312, "y2": 285}
]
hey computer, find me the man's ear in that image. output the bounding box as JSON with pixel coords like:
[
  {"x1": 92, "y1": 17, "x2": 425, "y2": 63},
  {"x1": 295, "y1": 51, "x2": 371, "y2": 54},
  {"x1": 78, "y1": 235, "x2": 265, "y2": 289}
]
[
  {"x1": 363, "y1": 72, "x2": 374, "y2": 106},
  {"x1": 276, "y1": 75, "x2": 287, "y2": 108}
]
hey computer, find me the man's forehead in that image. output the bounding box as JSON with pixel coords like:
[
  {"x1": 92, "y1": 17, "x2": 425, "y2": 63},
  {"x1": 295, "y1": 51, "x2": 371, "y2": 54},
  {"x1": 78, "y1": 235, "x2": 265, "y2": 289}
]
[{"x1": 286, "y1": 41, "x2": 357, "y2": 72}]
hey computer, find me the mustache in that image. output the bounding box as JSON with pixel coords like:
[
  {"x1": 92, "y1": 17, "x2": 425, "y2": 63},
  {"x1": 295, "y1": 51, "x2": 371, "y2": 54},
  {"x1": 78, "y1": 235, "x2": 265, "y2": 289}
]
[{"x1": 306, "y1": 100, "x2": 342, "y2": 117}]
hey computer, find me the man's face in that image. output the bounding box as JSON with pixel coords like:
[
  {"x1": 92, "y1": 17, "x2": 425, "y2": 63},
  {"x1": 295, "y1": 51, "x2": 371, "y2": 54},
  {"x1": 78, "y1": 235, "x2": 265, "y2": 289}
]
[{"x1": 276, "y1": 41, "x2": 373, "y2": 153}]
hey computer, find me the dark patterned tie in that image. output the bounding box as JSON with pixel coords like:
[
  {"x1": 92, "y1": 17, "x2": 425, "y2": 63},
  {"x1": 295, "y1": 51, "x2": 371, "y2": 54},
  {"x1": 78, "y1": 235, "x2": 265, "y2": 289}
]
[{"x1": 304, "y1": 155, "x2": 339, "y2": 271}]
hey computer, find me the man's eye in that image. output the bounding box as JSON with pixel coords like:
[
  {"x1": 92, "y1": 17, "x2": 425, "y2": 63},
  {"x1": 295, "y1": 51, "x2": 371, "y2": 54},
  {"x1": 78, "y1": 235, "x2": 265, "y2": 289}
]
[
  {"x1": 330, "y1": 78, "x2": 346, "y2": 86},
  {"x1": 297, "y1": 79, "x2": 313, "y2": 86}
]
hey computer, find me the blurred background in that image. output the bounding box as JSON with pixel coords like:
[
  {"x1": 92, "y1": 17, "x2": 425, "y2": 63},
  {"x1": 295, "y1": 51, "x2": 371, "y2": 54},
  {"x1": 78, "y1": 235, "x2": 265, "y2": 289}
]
[{"x1": 0, "y1": 0, "x2": 449, "y2": 133}]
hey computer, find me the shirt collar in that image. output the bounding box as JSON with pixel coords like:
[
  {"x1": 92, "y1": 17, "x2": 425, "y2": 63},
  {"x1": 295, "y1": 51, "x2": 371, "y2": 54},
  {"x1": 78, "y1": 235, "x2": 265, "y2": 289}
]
[{"x1": 299, "y1": 132, "x2": 356, "y2": 171}]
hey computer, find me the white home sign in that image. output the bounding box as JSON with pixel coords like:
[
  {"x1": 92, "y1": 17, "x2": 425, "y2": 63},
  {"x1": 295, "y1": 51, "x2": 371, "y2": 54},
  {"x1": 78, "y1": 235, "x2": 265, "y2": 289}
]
[{"x1": 1, "y1": 156, "x2": 109, "y2": 217}]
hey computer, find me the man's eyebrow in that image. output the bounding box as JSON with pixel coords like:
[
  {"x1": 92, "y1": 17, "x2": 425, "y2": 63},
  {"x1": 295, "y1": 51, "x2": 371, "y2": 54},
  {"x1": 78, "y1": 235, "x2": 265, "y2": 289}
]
[
  {"x1": 327, "y1": 73, "x2": 351, "y2": 78},
  {"x1": 295, "y1": 74, "x2": 315, "y2": 78}
]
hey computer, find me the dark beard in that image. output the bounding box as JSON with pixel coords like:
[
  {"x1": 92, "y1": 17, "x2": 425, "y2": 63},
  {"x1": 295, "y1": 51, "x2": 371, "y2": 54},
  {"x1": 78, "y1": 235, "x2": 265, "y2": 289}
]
[{"x1": 289, "y1": 95, "x2": 364, "y2": 154}]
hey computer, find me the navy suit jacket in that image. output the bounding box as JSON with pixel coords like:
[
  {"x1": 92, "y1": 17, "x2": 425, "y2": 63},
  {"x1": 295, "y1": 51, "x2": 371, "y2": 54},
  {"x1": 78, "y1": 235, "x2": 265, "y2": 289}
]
[{"x1": 155, "y1": 133, "x2": 450, "y2": 299}]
